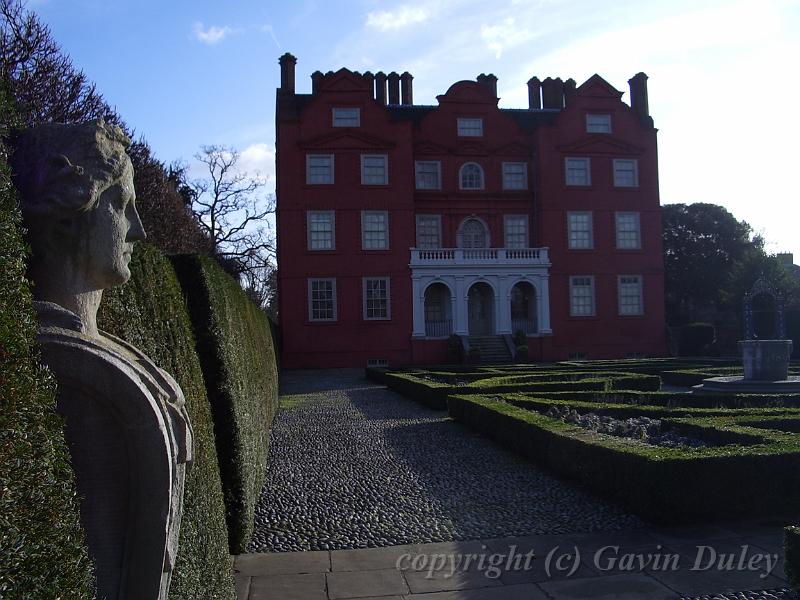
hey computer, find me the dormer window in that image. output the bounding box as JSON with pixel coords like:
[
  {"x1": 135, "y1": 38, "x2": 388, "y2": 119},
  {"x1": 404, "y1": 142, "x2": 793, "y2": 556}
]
[
  {"x1": 586, "y1": 114, "x2": 611, "y2": 133},
  {"x1": 459, "y1": 162, "x2": 484, "y2": 189},
  {"x1": 457, "y1": 117, "x2": 483, "y2": 137},
  {"x1": 332, "y1": 107, "x2": 360, "y2": 127}
]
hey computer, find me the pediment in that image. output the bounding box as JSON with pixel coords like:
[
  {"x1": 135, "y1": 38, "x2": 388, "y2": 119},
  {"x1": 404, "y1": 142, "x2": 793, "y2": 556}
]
[
  {"x1": 558, "y1": 135, "x2": 644, "y2": 155},
  {"x1": 300, "y1": 130, "x2": 395, "y2": 150},
  {"x1": 577, "y1": 74, "x2": 623, "y2": 99},
  {"x1": 492, "y1": 141, "x2": 531, "y2": 156},
  {"x1": 413, "y1": 141, "x2": 451, "y2": 155},
  {"x1": 437, "y1": 81, "x2": 497, "y2": 105}
]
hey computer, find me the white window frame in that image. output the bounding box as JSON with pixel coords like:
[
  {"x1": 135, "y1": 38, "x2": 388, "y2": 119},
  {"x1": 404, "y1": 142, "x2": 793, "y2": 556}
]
[
  {"x1": 613, "y1": 159, "x2": 639, "y2": 187},
  {"x1": 361, "y1": 211, "x2": 389, "y2": 250},
  {"x1": 615, "y1": 212, "x2": 642, "y2": 249},
  {"x1": 502, "y1": 162, "x2": 528, "y2": 190},
  {"x1": 618, "y1": 275, "x2": 644, "y2": 316},
  {"x1": 363, "y1": 277, "x2": 391, "y2": 320},
  {"x1": 586, "y1": 114, "x2": 611, "y2": 133},
  {"x1": 504, "y1": 215, "x2": 528, "y2": 249},
  {"x1": 415, "y1": 161, "x2": 441, "y2": 190},
  {"x1": 459, "y1": 162, "x2": 485, "y2": 190},
  {"x1": 332, "y1": 107, "x2": 360, "y2": 127},
  {"x1": 306, "y1": 154, "x2": 334, "y2": 184},
  {"x1": 569, "y1": 276, "x2": 596, "y2": 317},
  {"x1": 308, "y1": 278, "x2": 337, "y2": 321},
  {"x1": 307, "y1": 210, "x2": 335, "y2": 250},
  {"x1": 416, "y1": 214, "x2": 442, "y2": 249},
  {"x1": 565, "y1": 157, "x2": 591, "y2": 186},
  {"x1": 361, "y1": 154, "x2": 388, "y2": 185},
  {"x1": 567, "y1": 211, "x2": 593, "y2": 249},
  {"x1": 457, "y1": 117, "x2": 483, "y2": 137}
]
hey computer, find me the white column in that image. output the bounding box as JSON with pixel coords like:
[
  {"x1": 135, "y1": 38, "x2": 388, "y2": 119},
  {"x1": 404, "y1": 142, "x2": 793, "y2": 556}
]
[
  {"x1": 453, "y1": 276, "x2": 468, "y2": 335},
  {"x1": 539, "y1": 275, "x2": 552, "y2": 334},
  {"x1": 411, "y1": 277, "x2": 426, "y2": 337},
  {"x1": 497, "y1": 276, "x2": 512, "y2": 334}
]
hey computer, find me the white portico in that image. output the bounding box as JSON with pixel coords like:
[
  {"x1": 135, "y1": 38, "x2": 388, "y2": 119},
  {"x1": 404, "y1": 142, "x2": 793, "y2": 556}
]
[{"x1": 409, "y1": 247, "x2": 552, "y2": 338}]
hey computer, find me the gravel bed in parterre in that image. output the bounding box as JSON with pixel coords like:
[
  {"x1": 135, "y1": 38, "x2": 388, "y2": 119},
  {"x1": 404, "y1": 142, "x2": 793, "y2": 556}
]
[{"x1": 249, "y1": 369, "x2": 644, "y2": 553}]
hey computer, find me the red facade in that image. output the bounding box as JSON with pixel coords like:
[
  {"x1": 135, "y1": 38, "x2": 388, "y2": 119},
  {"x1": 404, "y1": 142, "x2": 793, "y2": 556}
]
[{"x1": 276, "y1": 54, "x2": 666, "y2": 368}]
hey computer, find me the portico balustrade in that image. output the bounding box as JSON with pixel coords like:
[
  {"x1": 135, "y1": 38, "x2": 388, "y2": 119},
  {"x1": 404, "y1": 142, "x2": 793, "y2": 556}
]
[{"x1": 410, "y1": 247, "x2": 549, "y2": 266}]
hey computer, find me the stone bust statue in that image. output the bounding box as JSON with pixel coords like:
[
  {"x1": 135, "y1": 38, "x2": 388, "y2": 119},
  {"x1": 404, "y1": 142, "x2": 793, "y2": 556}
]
[{"x1": 11, "y1": 120, "x2": 193, "y2": 600}]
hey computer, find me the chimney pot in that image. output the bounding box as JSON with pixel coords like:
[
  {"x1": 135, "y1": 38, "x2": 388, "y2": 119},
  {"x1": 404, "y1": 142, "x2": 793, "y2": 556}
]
[
  {"x1": 387, "y1": 72, "x2": 400, "y2": 105},
  {"x1": 375, "y1": 72, "x2": 387, "y2": 105},
  {"x1": 400, "y1": 71, "x2": 414, "y2": 105},
  {"x1": 541, "y1": 77, "x2": 564, "y2": 109},
  {"x1": 628, "y1": 72, "x2": 651, "y2": 123},
  {"x1": 311, "y1": 70, "x2": 323, "y2": 94},
  {"x1": 527, "y1": 77, "x2": 541, "y2": 109},
  {"x1": 476, "y1": 73, "x2": 498, "y2": 98},
  {"x1": 278, "y1": 53, "x2": 297, "y2": 94}
]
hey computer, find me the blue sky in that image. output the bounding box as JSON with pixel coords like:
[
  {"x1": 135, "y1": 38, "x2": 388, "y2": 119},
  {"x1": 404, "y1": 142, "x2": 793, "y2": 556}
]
[{"x1": 30, "y1": 0, "x2": 800, "y2": 258}]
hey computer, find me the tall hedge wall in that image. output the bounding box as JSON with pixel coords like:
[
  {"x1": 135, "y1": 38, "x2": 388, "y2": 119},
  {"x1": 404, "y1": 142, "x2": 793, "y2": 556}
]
[
  {"x1": 172, "y1": 255, "x2": 279, "y2": 554},
  {"x1": 0, "y1": 97, "x2": 96, "y2": 598},
  {"x1": 98, "y1": 245, "x2": 236, "y2": 600}
]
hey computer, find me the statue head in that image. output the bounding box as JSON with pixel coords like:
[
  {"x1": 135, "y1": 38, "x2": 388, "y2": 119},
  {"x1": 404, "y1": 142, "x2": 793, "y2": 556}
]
[{"x1": 11, "y1": 119, "x2": 146, "y2": 291}]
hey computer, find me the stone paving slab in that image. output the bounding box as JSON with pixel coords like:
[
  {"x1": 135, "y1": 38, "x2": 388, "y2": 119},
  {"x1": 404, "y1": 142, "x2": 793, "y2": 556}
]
[{"x1": 326, "y1": 568, "x2": 410, "y2": 599}]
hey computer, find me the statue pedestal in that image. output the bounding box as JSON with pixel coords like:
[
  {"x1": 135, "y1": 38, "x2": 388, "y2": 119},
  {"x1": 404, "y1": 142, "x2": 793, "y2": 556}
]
[{"x1": 738, "y1": 339, "x2": 793, "y2": 381}]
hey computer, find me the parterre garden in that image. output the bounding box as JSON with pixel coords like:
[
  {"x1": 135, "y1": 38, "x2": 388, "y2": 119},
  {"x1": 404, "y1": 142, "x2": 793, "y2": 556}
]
[{"x1": 367, "y1": 359, "x2": 800, "y2": 527}]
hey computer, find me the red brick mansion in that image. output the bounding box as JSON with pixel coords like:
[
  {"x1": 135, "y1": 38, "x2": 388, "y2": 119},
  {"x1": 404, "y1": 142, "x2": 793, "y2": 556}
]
[{"x1": 275, "y1": 53, "x2": 666, "y2": 368}]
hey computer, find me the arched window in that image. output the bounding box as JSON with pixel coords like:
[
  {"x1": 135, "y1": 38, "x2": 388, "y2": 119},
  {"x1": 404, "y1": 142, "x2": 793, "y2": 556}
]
[
  {"x1": 459, "y1": 162, "x2": 484, "y2": 190},
  {"x1": 458, "y1": 218, "x2": 488, "y2": 248}
]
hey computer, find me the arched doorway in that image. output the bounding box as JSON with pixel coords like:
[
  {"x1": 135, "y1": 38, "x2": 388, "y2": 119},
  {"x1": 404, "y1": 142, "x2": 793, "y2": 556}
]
[
  {"x1": 458, "y1": 218, "x2": 488, "y2": 248},
  {"x1": 424, "y1": 283, "x2": 453, "y2": 337},
  {"x1": 468, "y1": 282, "x2": 494, "y2": 335},
  {"x1": 511, "y1": 282, "x2": 538, "y2": 334}
]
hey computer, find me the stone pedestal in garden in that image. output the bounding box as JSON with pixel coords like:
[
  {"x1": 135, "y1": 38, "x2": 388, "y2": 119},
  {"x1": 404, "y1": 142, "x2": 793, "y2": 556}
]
[{"x1": 739, "y1": 339, "x2": 793, "y2": 381}]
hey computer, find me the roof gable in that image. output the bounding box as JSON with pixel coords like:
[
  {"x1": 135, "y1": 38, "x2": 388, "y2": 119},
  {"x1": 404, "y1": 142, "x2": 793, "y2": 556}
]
[
  {"x1": 413, "y1": 140, "x2": 451, "y2": 155},
  {"x1": 317, "y1": 68, "x2": 373, "y2": 94},
  {"x1": 576, "y1": 74, "x2": 623, "y2": 99}
]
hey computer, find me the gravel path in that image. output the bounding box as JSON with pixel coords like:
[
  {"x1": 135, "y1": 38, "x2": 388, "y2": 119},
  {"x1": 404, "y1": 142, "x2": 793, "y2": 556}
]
[{"x1": 249, "y1": 369, "x2": 644, "y2": 553}]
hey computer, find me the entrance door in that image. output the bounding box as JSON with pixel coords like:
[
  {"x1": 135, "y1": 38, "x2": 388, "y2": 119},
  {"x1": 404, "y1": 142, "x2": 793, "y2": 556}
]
[{"x1": 468, "y1": 283, "x2": 494, "y2": 335}]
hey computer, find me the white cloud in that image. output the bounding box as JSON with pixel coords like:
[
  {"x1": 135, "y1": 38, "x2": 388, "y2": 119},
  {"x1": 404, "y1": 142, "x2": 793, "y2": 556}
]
[
  {"x1": 239, "y1": 143, "x2": 276, "y2": 184},
  {"x1": 480, "y1": 16, "x2": 535, "y2": 59},
  {"x1": 262, "y1": 24, "x2": 282, "y2": 49},
  {"x1": 366, "y1": 5, "x2": 432, "y2": 31},
  {"x1": 192, "y1": 22, "x2": 234, "y2": 45}
]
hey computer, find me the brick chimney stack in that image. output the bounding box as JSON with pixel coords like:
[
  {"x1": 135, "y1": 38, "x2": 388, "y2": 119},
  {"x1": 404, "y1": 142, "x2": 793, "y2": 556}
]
[
  {"x1": 527, "y1": 77, "x2": 541, "y2": 109},
  {"x1": 628, "y1": 72, "x2": 651, "y2": 123},
  {"x1": 278, "y1": 53, "x2": 297, "y2": 94},
  {"x1": 311, "y1": 70, "x2": 323, "y2": 94},
  {"x1": 363, "y1": 71, "x2": 375, "y2": 94},
  {"x1": 564, "y1": 78, "x2": 577, "y2": 106},
  {"x1": 375, "y1": 72, "x2": 387, "y2": 104},
  {"x1": 400, "y1": 72, "x2": 414, "y2": 104},
  {"x1": 476, "y1": 73, "x2": 498, "y2": 98},
  {"x1": 387, "y1": 72, "x2": 400, "y2": 105},
  {"x1": 541, "y1": 77, "x2": 564, "y2": 109}
]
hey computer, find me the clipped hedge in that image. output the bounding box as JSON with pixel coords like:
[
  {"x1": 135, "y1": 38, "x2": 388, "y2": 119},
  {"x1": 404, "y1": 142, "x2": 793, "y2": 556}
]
[
  {"x1": 172, "y1": 255, "x2": 279, "y2": 554},
  {"x1": 448, "y1": 395, "x2": 800, "y2": 523},
  {"x1": 785, "y1": 526, "x2": 800, "y2": 589},
  {"x1": 98, "y1": 245, "x2": 235, "y2": 600},
  {"x1": 0, "y1": 91, "x2": 96, "y2": 599}
]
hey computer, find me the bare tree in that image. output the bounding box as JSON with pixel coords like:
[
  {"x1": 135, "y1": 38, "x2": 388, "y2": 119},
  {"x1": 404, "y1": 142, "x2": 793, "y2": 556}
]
[{"x1": 187, "y1": 145, "x2": 276, "y2": 304}]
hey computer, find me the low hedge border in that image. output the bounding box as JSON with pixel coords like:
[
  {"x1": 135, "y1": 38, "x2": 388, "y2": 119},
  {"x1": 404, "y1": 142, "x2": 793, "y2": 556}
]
[
  {"x1": 471, "y1": 372, "x2": 662, "y2": 392},
  {"x1": 785, "y1": 526, "x2": 800, "y2": 589},
  {"x1": 513, "y1": 390, "x2": 800, "y2": 410},
  {"x1": 172, "y1": 255, "x2": 279, "y2": 555},
  {"x1": 447, "y1": 394, "x2": 800, "y2": 523},
  {"x1": 663, "y1": 366, "x2": 800, "y2": 387}
]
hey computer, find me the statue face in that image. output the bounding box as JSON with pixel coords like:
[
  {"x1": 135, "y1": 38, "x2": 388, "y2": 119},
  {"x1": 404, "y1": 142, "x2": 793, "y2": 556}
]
[{"x1": 84, "y1": 158, "x2": 146, "y2": 288}]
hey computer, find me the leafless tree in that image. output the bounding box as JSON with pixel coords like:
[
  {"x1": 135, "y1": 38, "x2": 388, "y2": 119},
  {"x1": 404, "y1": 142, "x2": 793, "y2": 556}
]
[{"x1": 187, "y1": 145, "x2": 276, "y2": 304}]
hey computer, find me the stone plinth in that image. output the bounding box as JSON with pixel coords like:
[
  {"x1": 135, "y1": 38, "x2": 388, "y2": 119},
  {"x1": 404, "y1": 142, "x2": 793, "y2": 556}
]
[{"x1": 739, "y1": 339, "x2": 793, "y2": 381}]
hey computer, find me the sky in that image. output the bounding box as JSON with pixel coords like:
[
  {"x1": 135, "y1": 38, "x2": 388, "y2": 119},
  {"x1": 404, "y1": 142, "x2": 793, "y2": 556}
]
[{"x1": 28, "y1": 0, "x2": 800, "y2": 258}]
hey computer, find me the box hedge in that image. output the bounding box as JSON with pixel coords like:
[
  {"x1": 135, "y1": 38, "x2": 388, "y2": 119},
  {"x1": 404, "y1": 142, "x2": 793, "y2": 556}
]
[
  {"x1": 98, "y1": 245, "x2": 236, "y2": 600},
  {"x1": 172, "y1": 255, "x2": 279, "y2": 554},
  {"x1": 447, "y1": 395, "x2": 800, "y2": 523},
  {"x1": 0, "y1": 91, "x2": 96, "y2": 600},
  {"x1": 785, "y1": 526, "x2": 800, "y2": 589}
]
